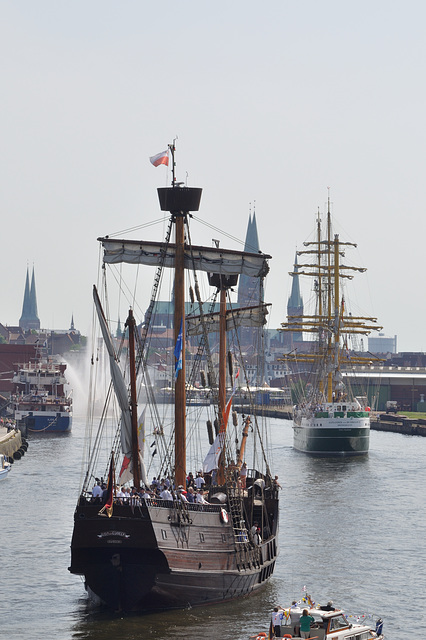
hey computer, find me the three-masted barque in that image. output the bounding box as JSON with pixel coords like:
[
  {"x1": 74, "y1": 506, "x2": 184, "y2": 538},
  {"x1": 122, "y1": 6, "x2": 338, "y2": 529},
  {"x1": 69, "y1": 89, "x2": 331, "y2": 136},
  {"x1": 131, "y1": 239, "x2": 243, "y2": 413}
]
[
  {"x1": 69, "y1": 145, "x2": 279, "y2": 612},
  {"x1": 279, "y1": 197, "x2": 382, "y2": 456}
]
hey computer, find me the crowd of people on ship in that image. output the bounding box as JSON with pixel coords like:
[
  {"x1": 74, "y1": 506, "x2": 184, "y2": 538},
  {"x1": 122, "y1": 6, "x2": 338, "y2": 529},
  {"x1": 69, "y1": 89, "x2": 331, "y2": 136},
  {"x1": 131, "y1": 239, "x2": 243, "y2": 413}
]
[
  {"x1": 89, "y1": 470, "x2": 213, "y2": 506},
  {"x1": 89, "y1": 464, "x2": 281, "y2": 508}
]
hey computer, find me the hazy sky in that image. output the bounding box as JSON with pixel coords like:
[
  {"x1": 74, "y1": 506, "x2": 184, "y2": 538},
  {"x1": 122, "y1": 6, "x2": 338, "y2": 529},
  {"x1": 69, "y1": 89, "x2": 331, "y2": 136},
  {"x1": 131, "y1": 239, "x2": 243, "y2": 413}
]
[{"x1": 2, "y1": 1, "x2": 426, "y2": 351}]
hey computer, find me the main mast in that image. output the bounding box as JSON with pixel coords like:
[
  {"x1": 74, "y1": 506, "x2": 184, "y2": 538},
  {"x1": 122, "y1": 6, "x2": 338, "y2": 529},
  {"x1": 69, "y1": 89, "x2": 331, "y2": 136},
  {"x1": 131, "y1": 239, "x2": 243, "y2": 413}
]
[{"x1": 157, "y1": 144, "x2": 202, "y2": 488}]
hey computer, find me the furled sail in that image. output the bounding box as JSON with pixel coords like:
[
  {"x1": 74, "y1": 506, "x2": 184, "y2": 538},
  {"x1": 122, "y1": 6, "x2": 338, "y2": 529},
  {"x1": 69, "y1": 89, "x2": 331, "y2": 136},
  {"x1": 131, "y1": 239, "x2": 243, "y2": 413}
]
[
  {"x1": 99, "y1": 238, "x2": 270, "y2": 278},
  {"x1": 186, "y1": 303, "x2": 271, "y2": 337},
  {"x1": 93, "y1": 286, "x2": 133, "y2": 460}
]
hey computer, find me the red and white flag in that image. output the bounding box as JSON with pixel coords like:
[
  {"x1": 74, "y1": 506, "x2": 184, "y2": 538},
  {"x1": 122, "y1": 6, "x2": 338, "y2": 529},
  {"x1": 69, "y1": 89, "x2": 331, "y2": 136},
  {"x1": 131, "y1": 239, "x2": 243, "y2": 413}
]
[{"x1": 149, "y1": 150, "x2": 169, "y2": 167}]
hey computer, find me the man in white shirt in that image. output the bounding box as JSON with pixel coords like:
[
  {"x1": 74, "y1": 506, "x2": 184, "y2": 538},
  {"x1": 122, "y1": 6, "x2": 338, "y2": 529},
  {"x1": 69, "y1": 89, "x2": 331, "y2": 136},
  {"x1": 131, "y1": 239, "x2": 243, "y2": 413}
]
[
  {"x1": 194, "y1": 472, "x2": 205, "y2": 490},
  {"x1": 160, "y1": 487, "x2": 173, "y2": 500},
  {"x1": 92, "y1": 482, "x2": 102, "y2": 502},
  {"x1": 195, "y1": 490, "x2": 209, "y2": 504}
]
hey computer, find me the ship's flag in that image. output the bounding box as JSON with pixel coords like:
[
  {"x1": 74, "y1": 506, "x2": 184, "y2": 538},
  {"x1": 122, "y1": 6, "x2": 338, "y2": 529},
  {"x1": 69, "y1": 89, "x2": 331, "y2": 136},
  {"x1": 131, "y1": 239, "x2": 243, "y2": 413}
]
[
  {"x1": 149, "y1": 150, "x2": 169, "y2": 167},
  {"x1": 99, "y1": 454, "x2": 115, "y2": 518},
  {"x1": 174, "y1": 318, "x2": 183, "y2": 381},
  {"x1": 118, "y1": 454, "x2": 131, "y2": 484},
  {"x1": 220, "y1": 369, "x2": 240, "y2": 432}
]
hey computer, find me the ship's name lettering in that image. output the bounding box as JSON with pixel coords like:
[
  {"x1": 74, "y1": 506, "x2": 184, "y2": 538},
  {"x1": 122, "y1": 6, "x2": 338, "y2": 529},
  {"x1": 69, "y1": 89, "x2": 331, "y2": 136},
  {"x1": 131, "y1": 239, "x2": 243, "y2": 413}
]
[{"x1": 97, "y1": 531, "x2": 130, "y2": 539}]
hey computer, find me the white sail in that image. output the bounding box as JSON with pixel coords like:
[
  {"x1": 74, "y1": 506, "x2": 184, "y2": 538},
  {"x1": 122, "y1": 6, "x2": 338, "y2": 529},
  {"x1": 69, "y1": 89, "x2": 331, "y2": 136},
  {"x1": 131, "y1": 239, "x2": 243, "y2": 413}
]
[
  {"x1": 186, "y1": 303, "x2": 270, "y2": 336},
  {"x1": 100, "y1": 238, "x2": 270, "y2": 278},
  {"x1": 93, "y1": 286, "x2": 133, "y2": 459},
  {"x1": 203, "y1": 432, "x2": 225, "y2": 474}
]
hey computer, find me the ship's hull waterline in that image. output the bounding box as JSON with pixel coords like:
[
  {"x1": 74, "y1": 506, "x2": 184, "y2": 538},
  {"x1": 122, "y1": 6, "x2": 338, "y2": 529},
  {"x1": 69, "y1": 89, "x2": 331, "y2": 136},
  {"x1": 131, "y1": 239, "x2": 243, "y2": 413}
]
[
  {"x1": 15, "y1": 411, "x2": 72, "y2": 433},
  {"x1": 293, "y1": 417, "x2": 370, "y2": 456},
  {"x1": 69, "y1": 499, "x2": 278, "y2": 612}
]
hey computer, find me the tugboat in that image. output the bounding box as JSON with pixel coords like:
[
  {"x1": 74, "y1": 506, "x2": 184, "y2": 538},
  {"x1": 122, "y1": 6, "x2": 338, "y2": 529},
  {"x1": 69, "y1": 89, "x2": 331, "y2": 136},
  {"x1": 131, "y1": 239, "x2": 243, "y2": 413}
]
[{"x1": 69, "y1": 143, "x2": 279, "y2": 612}]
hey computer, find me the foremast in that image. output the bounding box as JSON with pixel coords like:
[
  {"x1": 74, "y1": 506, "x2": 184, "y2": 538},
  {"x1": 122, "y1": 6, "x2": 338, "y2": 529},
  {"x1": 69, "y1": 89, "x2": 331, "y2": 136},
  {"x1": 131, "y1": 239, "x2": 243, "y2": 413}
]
[{"x1": 280, "y1": 197, "x2": 382, "y2": 403}]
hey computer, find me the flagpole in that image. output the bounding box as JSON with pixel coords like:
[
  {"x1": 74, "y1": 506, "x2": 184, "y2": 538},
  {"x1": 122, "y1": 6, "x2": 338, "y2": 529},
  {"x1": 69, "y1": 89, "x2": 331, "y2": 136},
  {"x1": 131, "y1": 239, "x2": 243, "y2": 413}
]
[{"x1": 169, "y1": 141, "x2": 176, "y2": 186}]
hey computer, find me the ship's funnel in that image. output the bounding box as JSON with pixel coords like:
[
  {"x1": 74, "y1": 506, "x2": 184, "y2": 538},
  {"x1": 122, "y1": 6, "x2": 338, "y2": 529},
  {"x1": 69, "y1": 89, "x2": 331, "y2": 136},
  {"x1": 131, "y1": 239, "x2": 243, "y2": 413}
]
[{"x1": 157, "y1": 186, "x2": 202, "y2": 212}]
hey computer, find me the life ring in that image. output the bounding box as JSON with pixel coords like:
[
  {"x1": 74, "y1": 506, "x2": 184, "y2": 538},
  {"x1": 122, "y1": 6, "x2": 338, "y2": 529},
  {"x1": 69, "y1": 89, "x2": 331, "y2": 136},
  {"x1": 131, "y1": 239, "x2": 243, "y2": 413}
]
[
  {"x1": 256, "y1": 633, "x2": 267, "y2": 639},
  {"x1": 220, "y1": 508, "x2": 229, "y2": 524}
]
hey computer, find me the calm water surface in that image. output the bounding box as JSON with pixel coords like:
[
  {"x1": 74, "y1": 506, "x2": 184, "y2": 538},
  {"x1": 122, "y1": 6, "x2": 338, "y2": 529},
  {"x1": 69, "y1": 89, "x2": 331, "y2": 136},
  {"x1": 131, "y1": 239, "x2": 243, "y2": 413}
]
[{"x1": 1, "y1": 416, "x2": 424, "y2": 639}]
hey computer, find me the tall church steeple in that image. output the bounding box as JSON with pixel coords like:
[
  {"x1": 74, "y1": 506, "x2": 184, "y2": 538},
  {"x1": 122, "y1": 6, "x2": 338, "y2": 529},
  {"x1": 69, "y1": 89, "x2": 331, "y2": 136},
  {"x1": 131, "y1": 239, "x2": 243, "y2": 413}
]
[
  {"x1": 237, "y1": 208, "x2": 264, "y2": 356},
  {"x1": 237, "y1": 208, "x2": 262, "y2": 308},
  {"x1": 284, "y1": 252, "x2": 304, "y2": 347},
  {"x1": 19, "y1": 266, "x2": 41, "y2": 331}
]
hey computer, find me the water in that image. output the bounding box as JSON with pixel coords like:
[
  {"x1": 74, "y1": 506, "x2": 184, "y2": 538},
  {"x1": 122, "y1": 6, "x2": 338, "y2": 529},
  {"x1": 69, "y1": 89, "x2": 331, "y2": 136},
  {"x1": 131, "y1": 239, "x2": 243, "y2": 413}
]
[{"x1": 1, "y1": 416, "x2": 423, "y2": 639}]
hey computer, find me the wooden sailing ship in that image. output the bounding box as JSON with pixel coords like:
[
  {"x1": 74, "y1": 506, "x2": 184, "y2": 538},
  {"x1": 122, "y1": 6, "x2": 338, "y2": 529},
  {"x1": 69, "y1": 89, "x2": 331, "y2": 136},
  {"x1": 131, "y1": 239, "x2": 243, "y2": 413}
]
[
  {"x1": 69, "y1": 145, "x2": 279, "y2": 612},
  {"x1": 280, "y1": 197, "x2": 382, "y2": 455}
]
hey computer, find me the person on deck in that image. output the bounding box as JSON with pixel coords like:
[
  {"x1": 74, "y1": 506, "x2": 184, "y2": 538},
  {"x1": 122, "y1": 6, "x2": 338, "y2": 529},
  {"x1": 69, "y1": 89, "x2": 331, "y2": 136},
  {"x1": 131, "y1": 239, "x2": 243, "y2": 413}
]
[
  {"x1": 176, "y1": 486, "x2": 188, "y2": 502},
  {"x1": 195, "y1": 489, "x2": 209, "y2": 504},
  {"x1": 290, "y1": 601, "x2": 301, "y2": 637},
  {"x1": 160, "y1": 486, "x2": 173, "y2": 500},
  {"x1": 271, "y1": 606, "x2": 283, "y2": 638},
  {"x1": 300, "y1": 609, "x2": 315, "y2": 639},
  {"x1": 194, "y1": 472, "x2": 205, "y2": 491},
  {"x1": 92, "y1": 482, "x2": 102, "y2": 503},
  {"x1": 240, "y1": 462, "x2": 248, "y2": 488},
  {"x1": 186, "y1": 486, "x2": 196, "y2": 503}
]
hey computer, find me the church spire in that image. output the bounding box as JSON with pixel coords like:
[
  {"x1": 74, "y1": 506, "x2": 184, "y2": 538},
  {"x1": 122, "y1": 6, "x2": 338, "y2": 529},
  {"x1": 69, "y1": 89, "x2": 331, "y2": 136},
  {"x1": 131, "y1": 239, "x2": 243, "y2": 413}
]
[
  {"x1": 284, "y1": 252, "x2": 304, "y2": 347},
  {"x1": 237, "y1": 205, "x2": 262, "y2": 307},
  {"x1": 288, "y1": 252, "x2": 303, "y2": 309},
  {"x1": 30, "y1": 266, "x2": 39, "y2": 321},
  {"x1": 19, "y1": 265, "x2": 40, "y2": 331}
]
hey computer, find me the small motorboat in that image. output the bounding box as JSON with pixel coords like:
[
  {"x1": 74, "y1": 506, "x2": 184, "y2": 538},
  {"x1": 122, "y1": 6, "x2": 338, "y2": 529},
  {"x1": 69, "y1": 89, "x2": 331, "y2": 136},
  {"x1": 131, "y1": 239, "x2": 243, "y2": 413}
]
[
  {"x1": 0, "y1": 454, "x2": 11, "y2": 480},
  {"x1": 252, "y1": 596, "x2": 384, "y2": 640}
]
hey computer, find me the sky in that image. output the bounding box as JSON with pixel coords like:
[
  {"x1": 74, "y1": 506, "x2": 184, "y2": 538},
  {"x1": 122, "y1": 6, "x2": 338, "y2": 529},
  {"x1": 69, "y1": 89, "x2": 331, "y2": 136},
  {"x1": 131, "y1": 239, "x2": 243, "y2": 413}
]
[{"x1": 1, "y1": 1, "x2": 426, "y2": 352}]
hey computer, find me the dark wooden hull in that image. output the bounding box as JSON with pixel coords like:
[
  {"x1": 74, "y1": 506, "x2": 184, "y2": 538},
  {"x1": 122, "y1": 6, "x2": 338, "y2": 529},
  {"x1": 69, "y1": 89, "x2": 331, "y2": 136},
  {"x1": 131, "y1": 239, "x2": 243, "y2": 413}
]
[{"x1": 69, "y1": 496, "x2": 279, "y2": 612}]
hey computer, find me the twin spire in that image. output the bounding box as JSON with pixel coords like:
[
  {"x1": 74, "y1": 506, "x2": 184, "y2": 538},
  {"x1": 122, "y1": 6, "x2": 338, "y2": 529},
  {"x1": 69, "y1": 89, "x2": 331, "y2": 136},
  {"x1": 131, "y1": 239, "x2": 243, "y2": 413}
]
[{"x1": 19, "y1": 266, "x2": 40, "y2": 331}]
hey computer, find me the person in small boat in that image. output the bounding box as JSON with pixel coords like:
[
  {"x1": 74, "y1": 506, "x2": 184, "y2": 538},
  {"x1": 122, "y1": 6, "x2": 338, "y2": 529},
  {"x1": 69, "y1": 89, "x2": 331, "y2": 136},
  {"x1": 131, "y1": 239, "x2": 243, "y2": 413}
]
[
  {"x1": 289, "y1": 601, "x2": 301, "y2": 636},
  {"x1": 300, "y1": 609, "x2": 315, "y2": 639},
  {"x1": 271, "y1": 606, "x2": 284, "y2": 638},
  {"x1": 320, "y1": 601, "x2": 335, "y2": 611}
]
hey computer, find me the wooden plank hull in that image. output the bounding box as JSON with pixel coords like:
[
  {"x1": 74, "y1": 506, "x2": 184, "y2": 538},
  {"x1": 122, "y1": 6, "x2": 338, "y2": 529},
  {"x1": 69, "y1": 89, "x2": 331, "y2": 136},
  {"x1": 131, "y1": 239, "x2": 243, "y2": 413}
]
[{"x1": 69, "y1": 498, "x2": 278, "y2": 612}]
